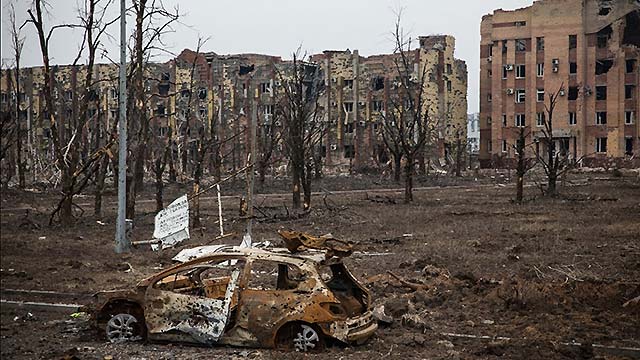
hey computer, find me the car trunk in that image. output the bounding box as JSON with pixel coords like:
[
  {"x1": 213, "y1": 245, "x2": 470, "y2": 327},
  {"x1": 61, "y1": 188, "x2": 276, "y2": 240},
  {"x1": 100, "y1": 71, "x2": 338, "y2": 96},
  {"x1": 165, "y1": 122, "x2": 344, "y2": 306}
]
[{"x1": 324, "y1": 263, "x2": 369, "y2": 316}]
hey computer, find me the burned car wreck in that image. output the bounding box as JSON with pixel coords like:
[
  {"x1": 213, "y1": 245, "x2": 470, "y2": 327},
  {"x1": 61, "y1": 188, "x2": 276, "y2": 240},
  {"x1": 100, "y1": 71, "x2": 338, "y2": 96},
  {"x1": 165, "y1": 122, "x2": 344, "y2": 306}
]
[{"x1": 90, "y1": 233, "x2": 377, "y2": 351}]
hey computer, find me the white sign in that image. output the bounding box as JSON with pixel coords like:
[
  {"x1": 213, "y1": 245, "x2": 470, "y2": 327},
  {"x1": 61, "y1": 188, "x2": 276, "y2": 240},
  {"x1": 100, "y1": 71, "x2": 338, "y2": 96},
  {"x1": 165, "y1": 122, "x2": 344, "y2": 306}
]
[{"x1": 152, "y1": 195, "x2": 190, "y2": 251}]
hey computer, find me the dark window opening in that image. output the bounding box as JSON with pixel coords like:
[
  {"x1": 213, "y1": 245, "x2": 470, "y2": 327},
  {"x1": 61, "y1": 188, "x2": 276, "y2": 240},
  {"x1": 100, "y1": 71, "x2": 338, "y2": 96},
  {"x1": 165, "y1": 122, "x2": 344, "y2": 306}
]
[
  {"x1": 161, "y1": 72, "x2": 170, "y2": 81},
  {"x1": 180, "y1": 89, "x2": 191, "y2": 98},
  {"x1": 198, "y1": 88, "x2": 207, "y2": 100},
  {"x1": 536, "y1": 37, "x2": 545, "y2": 51},
  {"x1": 570, "y1": 62, "x2": 578, "y2": 74},
  {"x1": 238, "y1": 64, "x2": 255, "y2": 75},
  {"x1": 343, "y1": 79, "x2": 354, "y2": 90},
  {"x1": 569, "y1": 35, "x2": 577, "y2": 49},
  {"x1": 514, "y1": 21, "x2": 526, "y2": 27},
  {"x1": 599, "y1": 6, "x2": 611, "y2": 16},
  {"x1": 597, "y1": 25, "x2": 612, "y2": 48},
  {"x1": 623, "y1": 11, "x2": 640, "y2": 47},
  {"x1": 596, "y1": 85, "x2": 607, "y2": 100},
  {"x1": 568, "y1": 87, "x2": 579, "y2": 100},
  {"x1": 344, "y1": 145, "x2": 354, "y2": 159},
  {"x1": 155, "y1": 104, "x2": 166, "y2": 116},
  {"x1": 515, "y1": 39, "x2": 527, "y2": 52},
  {"x1": 372, "y1": 76, "x2": 385, "y2": 90},
  {"x1": 158, "y1": 84, "x2": 170, "y2": 96},
  {"x1": 626, "y1": 85, "x2": 635, "y2": 99},
  {"x1": 345, "y1": 122, "x2": 354, "y2": 134},
  {"x1": 595, "y1": 59, "x2": 614, "y2": 75},
  {"x1": 502, "y1": 40, "x2": 508, "y2": 54},
  {"x1": 489, "y1": 43, "x2": 493, "y2": 56},
  {"x1": 627, "y1": 59, "x2": 637, "y2": 73},
  {"x1": 626, "y1": 138, "x2": 634, "y2": 155},
  {"x1": 596, "y1": 111, "x2": 607, "y2": 125}
]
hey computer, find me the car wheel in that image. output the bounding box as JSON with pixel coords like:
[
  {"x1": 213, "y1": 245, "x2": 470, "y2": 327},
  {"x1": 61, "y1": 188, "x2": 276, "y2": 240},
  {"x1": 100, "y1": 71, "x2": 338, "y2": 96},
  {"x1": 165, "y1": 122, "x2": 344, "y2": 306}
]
[
  {"x1": 276, "y1": 322, "x2": 325, "y2": 352},
  {"x1": 106, "y1": 313, "x2": 144, "y2": 343}
]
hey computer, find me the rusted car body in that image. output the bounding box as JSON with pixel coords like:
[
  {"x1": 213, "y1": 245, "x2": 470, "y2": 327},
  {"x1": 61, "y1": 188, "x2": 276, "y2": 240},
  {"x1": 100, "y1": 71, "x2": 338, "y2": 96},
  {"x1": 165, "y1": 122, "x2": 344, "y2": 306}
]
[{"x1": 91, "y1": 247, "x2": 377, "y2": 351}]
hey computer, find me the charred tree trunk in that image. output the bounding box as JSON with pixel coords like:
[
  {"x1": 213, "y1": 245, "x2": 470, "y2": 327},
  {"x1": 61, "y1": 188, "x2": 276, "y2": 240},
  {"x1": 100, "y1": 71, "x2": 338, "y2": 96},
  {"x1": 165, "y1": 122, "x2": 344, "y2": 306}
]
[
  {"x1": 303, "y1": 162, "x2": 312, "y2": 210},
  {"x1": 404, "y1": 154, "x2": 414, "y2": 203},
  {"x1": 393, "y1": 154, "x2": 402, "y2": 182},
  {"x1": 292, "y1": 163, "x2": 302, "y2": 209}
]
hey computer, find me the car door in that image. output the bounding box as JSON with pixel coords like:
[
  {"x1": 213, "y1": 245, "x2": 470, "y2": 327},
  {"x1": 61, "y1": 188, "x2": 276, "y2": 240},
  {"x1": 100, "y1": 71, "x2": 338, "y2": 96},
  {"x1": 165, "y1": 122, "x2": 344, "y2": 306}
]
[{"x1": 143, "y1": 260, "x2": 242, "y2": 344}]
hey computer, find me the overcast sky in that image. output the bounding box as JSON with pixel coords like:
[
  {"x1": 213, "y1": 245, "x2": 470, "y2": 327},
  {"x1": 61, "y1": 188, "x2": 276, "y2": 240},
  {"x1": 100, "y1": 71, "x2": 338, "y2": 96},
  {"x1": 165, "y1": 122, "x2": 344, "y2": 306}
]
[{"x1": 1, "y1": 0, "x2": 534, "y2": 113}]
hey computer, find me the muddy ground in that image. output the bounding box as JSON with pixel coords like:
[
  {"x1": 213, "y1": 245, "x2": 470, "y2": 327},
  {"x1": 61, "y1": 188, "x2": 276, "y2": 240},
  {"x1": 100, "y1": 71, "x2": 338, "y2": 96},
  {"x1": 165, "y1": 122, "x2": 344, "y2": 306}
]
[{"x1": 1, "y1": 171, "x2": 639, "y2": 359}]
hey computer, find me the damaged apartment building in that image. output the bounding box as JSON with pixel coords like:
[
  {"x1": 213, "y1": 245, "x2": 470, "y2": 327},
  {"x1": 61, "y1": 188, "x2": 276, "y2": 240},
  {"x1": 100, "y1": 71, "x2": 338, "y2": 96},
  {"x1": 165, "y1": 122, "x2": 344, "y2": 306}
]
[
  {"x1": 1, "y1": 35, "x2": 467, "y2": 175},
  {"x1": 479, "y1": 0, "x2": 640, "y2": 168}
]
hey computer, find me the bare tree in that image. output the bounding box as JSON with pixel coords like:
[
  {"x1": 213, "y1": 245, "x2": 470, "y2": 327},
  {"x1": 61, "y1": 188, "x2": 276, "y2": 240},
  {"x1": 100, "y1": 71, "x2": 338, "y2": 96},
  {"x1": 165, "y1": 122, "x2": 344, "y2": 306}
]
[
  {"x1": 125, "y1": 0, "x2": 179, "y2": 219},
  {"x1": 380, "y1": 14, "x2": 433, "y2": 203},
  {"x1": 8, "y1": 2, "x2": 26, "y2": 188},
  {"x1": 276, "y1": 50, "x2": 326, "y2": 210},
  {"x1": 27, "y1": 0, "x2": 116, "y2": 225},
  {"x1": 513, "y1": 127, "x2": 536, "y2": 203},
  {"x1": 536, "y1": 83, "x2": 574, "y2": 197},
  {"x1": 257, "y1": 99, "x2": 282, "y2": 187}
]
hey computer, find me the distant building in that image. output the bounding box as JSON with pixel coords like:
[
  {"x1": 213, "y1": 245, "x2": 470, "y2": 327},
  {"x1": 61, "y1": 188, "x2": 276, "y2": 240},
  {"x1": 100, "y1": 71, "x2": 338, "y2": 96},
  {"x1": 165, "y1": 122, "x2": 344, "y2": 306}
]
[
  {"x1": 1, "y1": 35, "x2": 468, "y2": 174},
  {"x1": 479, "y1": 0, "x2": 640, "y2": 168}
]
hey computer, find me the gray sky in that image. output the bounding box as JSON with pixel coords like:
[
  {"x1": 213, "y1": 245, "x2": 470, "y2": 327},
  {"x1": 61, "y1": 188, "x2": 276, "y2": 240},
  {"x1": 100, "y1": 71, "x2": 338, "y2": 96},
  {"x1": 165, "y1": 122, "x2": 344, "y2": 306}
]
[{"x1": 1, "y1": 0, "x2": 534, "y2": 113}]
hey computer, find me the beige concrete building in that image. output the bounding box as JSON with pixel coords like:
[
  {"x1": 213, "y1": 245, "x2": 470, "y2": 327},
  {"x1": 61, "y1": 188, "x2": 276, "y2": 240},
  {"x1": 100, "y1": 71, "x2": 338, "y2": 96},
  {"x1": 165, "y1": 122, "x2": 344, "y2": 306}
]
[{"x1": 479, "y1": 0, "x2": 640, "y2": 168}]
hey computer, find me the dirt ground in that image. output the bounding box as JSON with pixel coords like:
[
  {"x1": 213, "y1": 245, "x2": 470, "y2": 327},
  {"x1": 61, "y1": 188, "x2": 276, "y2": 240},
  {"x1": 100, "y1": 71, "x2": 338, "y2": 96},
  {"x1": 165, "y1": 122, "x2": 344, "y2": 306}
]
[{"x1": 1, "y1": 171, "x2": 639, "y2": 359}]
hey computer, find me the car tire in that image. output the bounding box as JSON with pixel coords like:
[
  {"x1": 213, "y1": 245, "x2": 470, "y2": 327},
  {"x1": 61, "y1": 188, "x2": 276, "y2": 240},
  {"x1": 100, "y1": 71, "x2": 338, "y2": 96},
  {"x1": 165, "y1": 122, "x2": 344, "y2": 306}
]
[
  {"x1": 101, "y1": 304, "x2": 146, "y2": 343},
  {"x1": 276, "y1": 322, "x2": 325, "y2": 352}
]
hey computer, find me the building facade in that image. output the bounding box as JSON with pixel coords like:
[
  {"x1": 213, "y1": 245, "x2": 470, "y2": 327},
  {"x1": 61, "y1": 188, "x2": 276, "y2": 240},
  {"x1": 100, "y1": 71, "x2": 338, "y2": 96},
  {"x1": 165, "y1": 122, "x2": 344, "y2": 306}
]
[
  {"x1": 1, "y1": 35, "x2": 467, "y2": 176},
  {"x1": 479, "y1": 0, "x2": 640, "y2": 168}
]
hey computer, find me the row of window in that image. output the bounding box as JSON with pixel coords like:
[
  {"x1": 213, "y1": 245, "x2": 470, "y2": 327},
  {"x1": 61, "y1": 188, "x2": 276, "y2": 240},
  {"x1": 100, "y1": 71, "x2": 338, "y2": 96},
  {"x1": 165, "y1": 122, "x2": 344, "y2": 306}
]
[
  {"x1": 490, "y1": 137, "x2": 634, "y2": 155},
  {"x1": 488, "y1": 111, "x2": 635, "y2": 127},
  {"x1": 491, "y1": 59, "x2": 636, "y2": 79},
  {"x1": 487, "y1": 83, "x2": 636, "y2": 103},
  {"x1": 489, "y1": 31, "x2": 615, "y2": 55}
]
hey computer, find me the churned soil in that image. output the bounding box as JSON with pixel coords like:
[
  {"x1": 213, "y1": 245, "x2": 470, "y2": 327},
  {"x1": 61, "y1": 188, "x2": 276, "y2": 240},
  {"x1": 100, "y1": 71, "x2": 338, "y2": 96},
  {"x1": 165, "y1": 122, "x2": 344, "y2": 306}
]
[{"x1": 1, "y1": 171, "x2": 639, "y2": 359}]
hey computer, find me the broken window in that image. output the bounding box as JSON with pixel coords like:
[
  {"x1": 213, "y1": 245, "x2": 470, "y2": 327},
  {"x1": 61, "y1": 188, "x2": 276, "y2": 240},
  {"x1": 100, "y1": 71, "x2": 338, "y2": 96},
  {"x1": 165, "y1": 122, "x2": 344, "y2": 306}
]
[
  {"x1": 625, "y1": 111, "x2": 635, "y2": 125},
  {"x1": 488, "y1": 68, "x2": 492, "y2": 77},
  {"x1": 595, "y1": 59, "x2": 614, "y2": 75},
  {"x1": 569, "y1": 112, "x2": 577, "y2": 125},
  {"x1": 345, "y1": 122, "x2": 354, "y2": 134},
  {"x1": 489, "y1": 43, "x2": 494, "y2": 56},
  {"x1": 155, "y1": 104, "x2": 166, "y2": 116},
  {"x1": 625, "y1": 85, "x2": 635, "y2": 99},
  {"x1": 502, "y1": 40, "x2": 508, "y2": 54},
  {"x1": 262, "y1": 104, "x2": 274, "y2": 116},
  {"x1": 247, "y1": 261, "x2": 303, "y2": 291},
  {"x1": 570, "y1": 62, "x2": 578, "y2": 74},
  {"x1": 502, "y1": 114, "x2": 507, "y2": 127},
  {"x1": 515, "y1": 113, "x2": 526, "y2": 127},
  {"x1": 514, "y1": 21, "x2": 526, "y2": 27},
  {"x1": 161, "y1": 72, "x2": 170, "y2": 81},
  {"x1": 597, "y1": 26, "x2": 612, "y2": 48},
  {"x1": 488, "y1": 140, "x2": 492, "y2": 152},
  {"x1": 515, "y1": 39, "x2": 527, "y2": 52},
  {"x1": 502, "y1": 66, "x2": 509, "y2": 79},
  {"x1": 260, "y1": 82, "x2": 272, "y2": 94},
  {"x1": 536, "y1": 37, "x2": 545, "y2": 51},
  {"x1": 537, "y1": 89, "x2": 545, "y2": 102},
  {"x1": 238, "y1": 64, "x2": 255, "y2": 75},
  {"x1": 626, "y1": 137, "x2": 634, "y2": 155},
  {"x1": 343, "y1": 79, "x2": 354, "y2": 90},
  {"x1": 596, "y1": 85, "x2": 607, "y2": 100},
  {"x1": 446, "y1": 80, "x2": 452, "y2": 92},
  {"x1": 515, "y1": 89, "x2": 526, "y2": 103},
  {"x1": 536, "y1": 112, "x2": 545, "y2": 126},
  {"x1": 569, "y1": 35, "x2": 577, "y2": 49},
  {"x1": 501, "y1": 139, "x2": 508, "y2": 152},
  {"x1": 598, "y1": 1, "x2": 612, "y2": 16},
  {"x1": 344, "y1": 102, "x2": 354, "y2": 113},
  {"x1": 372, "y1": 100, "x2": 384, "y2": 112},
  {"x1": 596, "y1": 137, "x2": 607, "y2": 153},
  {"x1": 488, "y1": 93, "x2": 492, "y2": 102},
  {"x1": 158, "y1": 84, "x2": 170, "y2": 96},
  {"x1": 181, "y1": 88, "x2": 191, "y2": 98},
  {"x1": 537, "y1": 63, "x2": 544, "y2": 77},
  {"x1": 372, "y1": 76, "x2": 384, "y2": 90},
  {"x1": 596, "y1": 111, "x2": 607, "y2": 125},
  {"x1": 487, "y1": 116, "x2": 492, "y2": 126},
  {"x1": 198, "y1": 88, "x2": 207, "y2": 100},
  {"x1": 515, "y1": 64, "x2": 526, "y2": 78},
  {"x1": 627, "y1": 59, "x2": 637, "y2": 73},
  {"x1": 568, "y1": 87, "x2": 579, "y2": 100},
  {"x1": 344, "y1": 144, "x2": 354, "y2": 158},
  {"x1": 623, "y1": 11, "x2": 640, "y2": 47}
]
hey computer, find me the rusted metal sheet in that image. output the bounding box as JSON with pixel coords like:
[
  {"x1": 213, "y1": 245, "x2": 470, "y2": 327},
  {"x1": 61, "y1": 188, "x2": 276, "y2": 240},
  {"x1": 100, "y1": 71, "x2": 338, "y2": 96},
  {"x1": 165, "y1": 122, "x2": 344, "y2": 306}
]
[{"x1": 278, "y1": 230, "x2": 353, "y2": 258}]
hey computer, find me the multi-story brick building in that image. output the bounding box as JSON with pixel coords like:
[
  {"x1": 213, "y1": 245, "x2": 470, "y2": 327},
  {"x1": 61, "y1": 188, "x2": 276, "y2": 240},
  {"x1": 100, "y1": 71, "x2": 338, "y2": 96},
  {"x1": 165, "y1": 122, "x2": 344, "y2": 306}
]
[
  {"x1": 479, "y1": 0, "x2": 640, "y2": 168},
  {"x1": 1, "y1": 34, "x2": 467, "y2": 176}
]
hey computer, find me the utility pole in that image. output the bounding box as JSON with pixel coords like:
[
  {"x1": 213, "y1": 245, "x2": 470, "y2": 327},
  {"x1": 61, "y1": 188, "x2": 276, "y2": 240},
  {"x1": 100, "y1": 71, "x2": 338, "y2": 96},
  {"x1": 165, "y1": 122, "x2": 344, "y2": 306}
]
[
  {"x1": 115, "y1": 0, "x2": 130, "y2": 253},
  {"x1": 241, "y1": 87, "x2": 258, "y2": 248}
]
